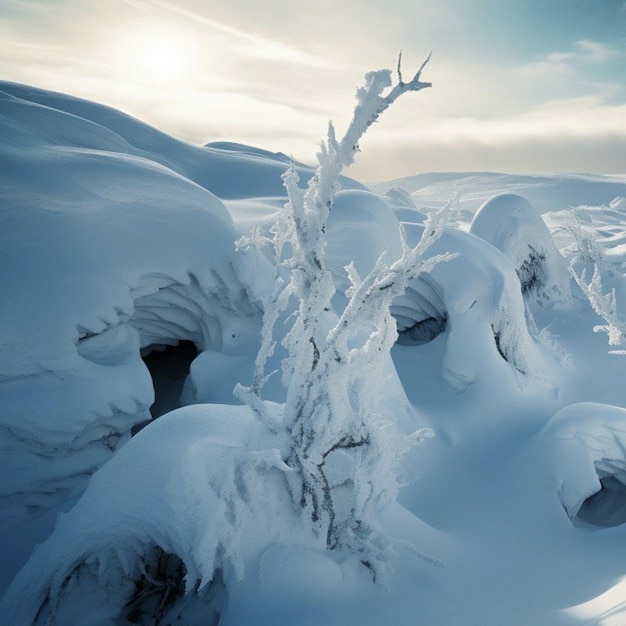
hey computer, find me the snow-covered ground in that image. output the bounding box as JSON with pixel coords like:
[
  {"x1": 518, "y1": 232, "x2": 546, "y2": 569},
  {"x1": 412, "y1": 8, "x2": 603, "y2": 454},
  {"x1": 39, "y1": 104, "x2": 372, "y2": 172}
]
[
  {"x1": 2, "y1": 81, "x2": 626, "y2": 625},
  {"x1": 371, "y1": 171, "x2": 626, "y2": 232}
]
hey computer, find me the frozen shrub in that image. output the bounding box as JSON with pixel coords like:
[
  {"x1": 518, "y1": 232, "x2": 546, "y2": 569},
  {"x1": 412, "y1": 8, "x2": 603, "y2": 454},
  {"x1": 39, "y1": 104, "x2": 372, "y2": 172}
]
[
  {"x1": 571, "y1": 263, "x2": 626, "y2": 348},
  {"x1": 237, "y1": 53, "x2": 449, "y2": 579}
]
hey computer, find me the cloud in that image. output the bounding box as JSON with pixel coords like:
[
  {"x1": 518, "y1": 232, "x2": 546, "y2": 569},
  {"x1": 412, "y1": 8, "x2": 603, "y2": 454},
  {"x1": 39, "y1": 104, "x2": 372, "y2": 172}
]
[
  {"x1": 520, "y1": 40, "x2": 621, "y2": 78},
  {"x1": 352, "y1": 132, "x2": 626, "y2": 182},
  {"x1": 547, "y1": 40, "x2": 615, "y2": 64},
  {"x1": 343, "y1": 96, "x2": 626, "y2": 180},
  {"x1": 135, "y1": 0, "x2": 335, "y2": 68}
]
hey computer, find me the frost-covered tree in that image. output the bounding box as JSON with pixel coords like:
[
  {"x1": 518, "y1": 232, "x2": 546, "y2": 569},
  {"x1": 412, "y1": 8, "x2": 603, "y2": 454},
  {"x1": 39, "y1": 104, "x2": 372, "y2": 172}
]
[
  {"x1": 571, "y1": 263, "x2": 626, "y2": 349},
  {"x1": 564, "y1": 213, "x2": 606, "y2": 267},
  {"x1": 237, "y1": 53, "x2": 450, "y2": 579},
  {"x1": 560, "y1": 209, "x2": 626, "y2": 352}
]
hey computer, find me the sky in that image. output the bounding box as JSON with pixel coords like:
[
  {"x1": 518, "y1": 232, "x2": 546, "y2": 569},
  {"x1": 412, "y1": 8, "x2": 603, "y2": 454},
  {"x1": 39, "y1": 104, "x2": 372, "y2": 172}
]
[{"x1": 1, "y1": 0, "x2": 625, "y2": 182}]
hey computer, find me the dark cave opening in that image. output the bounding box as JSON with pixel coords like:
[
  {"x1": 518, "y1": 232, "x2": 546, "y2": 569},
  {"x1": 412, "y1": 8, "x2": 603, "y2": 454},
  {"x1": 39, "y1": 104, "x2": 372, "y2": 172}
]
[
  {"x1": 576, "y1": 475, "x2": 626, "y2": 528},
  {"x1": 124, "y1": 545, "x2": 226, "y2": 625},
  {"x1": 141, "y1": 340, "x2": 200, "y2": 420},
  {"x1": 396, "y1": 316, "x2": 447, "y2": 346}
]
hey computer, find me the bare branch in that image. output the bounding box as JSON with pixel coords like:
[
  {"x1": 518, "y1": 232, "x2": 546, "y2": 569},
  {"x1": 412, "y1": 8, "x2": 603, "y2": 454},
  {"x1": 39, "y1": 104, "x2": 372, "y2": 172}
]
[
  {"x1": 396, "y1": 49, "x2": 433, "y2": 91},
  {"x1": 384, "y1": 51, "x2": 433, "y2": 107},
  {"x1": 413, "y1": 50, "x2": 433, "y2": 86}
]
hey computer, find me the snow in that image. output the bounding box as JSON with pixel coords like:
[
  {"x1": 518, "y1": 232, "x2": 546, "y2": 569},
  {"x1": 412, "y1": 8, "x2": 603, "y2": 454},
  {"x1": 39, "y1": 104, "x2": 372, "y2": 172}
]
[
  {"x1": 470, "y1": 193, "x2": 571, "y2": 307},
  {"x1": 369, "y1": 171, "x2": 626, "y2": 224},
  {"x1": 1, "y1": 404, "x2": 292, "y2": 625},
  {"x1": 0, "y1": 85, "x2": 261, "y2": 525},
  {"x1": 397, "y1": 222, "x2": 554, "y2": 392},
  {"x1": 2, "y1": 80, "x2": 626, "y2": 625},
  {"x1": 537, "y1": 402, "x2": 626, "y2": 524}
]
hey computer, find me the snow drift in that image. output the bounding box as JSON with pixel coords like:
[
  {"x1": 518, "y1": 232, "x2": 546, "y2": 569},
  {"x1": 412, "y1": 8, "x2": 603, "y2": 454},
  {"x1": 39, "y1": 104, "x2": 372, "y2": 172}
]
[
  {"x1": 0, "y1": 84, "x2": 268, "y2": 524},
  {"x1": 3, "y1": 74, "x2": 626, "y2": 626},
  {"x1": 538, "y1": 402, "x2": 626, "y2": 526},
  {"x1": 470, "y1": 193, "x2": 571, "y2": 307},
  {"x1": 0, "y1": 404, "x2": 292, "y2": 625},
  {"x1": 324, "y1": 189, "x2": 554, "y2": 390}
]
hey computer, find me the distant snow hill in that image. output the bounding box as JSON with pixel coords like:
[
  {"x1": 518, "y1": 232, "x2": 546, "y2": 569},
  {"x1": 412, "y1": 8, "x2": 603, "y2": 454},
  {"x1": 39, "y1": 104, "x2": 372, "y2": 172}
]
[{"x1": 370, "y1": 171, "x2": 626, "y2": 223}]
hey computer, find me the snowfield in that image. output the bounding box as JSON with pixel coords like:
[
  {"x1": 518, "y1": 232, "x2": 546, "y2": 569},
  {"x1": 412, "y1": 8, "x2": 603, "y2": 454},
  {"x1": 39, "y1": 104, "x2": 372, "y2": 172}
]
[{"x1": 2, "y1": 78, "x2": 626, "y2": 625}]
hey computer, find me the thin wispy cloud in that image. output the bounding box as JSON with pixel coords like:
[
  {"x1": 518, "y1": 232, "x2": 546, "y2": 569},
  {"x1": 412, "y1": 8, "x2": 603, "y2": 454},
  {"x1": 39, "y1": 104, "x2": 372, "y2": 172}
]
[
  {"x1": 368, "y1": 98, "x2": 626, "y2": 148},
  {"x1": 136, "y1": 0, "x2": 335, "y2": 68},
  {"x1": 521, "y1": 39, "x2": 621, "y2": 78},
  {"x1": 349, "y1": 94, "x2": 626, "y2": 179},
  {"x1": 0, "y1": 1, "x2": 49, "y2": 17},
  {"x1": 546, "y1": 40, "x2": 616, "y2": 64}
]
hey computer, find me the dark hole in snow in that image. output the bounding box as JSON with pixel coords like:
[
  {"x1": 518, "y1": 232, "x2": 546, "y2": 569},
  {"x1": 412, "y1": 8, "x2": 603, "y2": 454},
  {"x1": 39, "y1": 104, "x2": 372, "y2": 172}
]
[
  {"x1": 493, "y1": 328, "x2": 508, "y2": 363},
  {"x1": 576, "y1": 476, "x2": 626, "y2": 528},
  {"x1": 517, "y1": 245, "x2": 547, "y2": 296},
  {"x1": 391, "y1": 282, "x2": 447, "y2": 347},
  {"x1": 492, "y1": 327, "x2": 526, "y2": 375},
  {"x1": 124, "y1": 546, "x2": 226, "y2": 625},
  {"x1": 141, "y1": 340, "x2": 199, "y2": 421},
  {"x1": 396, "y1": 316, "x2": 447, "y2": 346}
]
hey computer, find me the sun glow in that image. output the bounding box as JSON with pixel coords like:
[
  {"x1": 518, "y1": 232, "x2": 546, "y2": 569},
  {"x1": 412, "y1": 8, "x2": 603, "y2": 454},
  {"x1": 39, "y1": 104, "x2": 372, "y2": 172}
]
[{"x1": 114, "y1": 24, "x2": 194, "y2": 85}]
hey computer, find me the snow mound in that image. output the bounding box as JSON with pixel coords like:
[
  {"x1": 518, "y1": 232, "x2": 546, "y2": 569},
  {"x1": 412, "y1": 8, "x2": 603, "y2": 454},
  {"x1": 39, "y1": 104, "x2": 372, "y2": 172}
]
[
  {"x1": 470, "y1": 194, "x2": 571, "y2": 307},
  {"x1": 0, "y1": 84, "x2": 264, "y2": 526},
  {"x1": 0, "y1": 403, "x2": 291, "y2": 625},
  {"x1": 326, "y1": 189, "x2": 404, "y2": 289},
  {"x1": 401, "y1": 223, "x2": 553, "y2": 391},
  {"x1": 538, "y1": 402, "x2": 626, "y2": 526},
  {"x1": 324, "y1": 192, "x2": 553, "y2": 390}
]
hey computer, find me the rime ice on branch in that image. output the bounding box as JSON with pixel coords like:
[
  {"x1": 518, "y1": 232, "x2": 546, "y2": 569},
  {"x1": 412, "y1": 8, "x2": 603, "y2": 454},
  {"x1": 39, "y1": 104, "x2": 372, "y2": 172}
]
[
  {"x1": 571, "y1": 263, "x2": 626, "y2": 348},
  {"x1": 237, "y1": 53, "x2": 449, "y2": 579}
]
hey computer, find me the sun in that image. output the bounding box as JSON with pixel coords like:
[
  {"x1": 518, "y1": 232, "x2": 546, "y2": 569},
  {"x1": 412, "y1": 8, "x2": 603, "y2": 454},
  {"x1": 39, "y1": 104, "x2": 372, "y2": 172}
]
[
  {"x1": 134, "y1": 32, "x2": 185, "y2": 79},
  {"x1": 115, "y1": 24, "x2": 192, "y2": 85}
]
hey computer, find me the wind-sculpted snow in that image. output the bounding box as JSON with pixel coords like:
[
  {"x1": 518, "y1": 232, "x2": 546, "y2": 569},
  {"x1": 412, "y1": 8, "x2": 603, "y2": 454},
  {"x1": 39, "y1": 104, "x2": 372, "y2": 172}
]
[
  {"x1": 470, "y1": 194, "x2": 571, "y2": 307},
  {"x1": 0, "y1": 84, "x2": 269, "y2": 592},
  {"x1": 0, "y1": 404, "x2": 292, "y2": 625},
  {"x1": 4, "y1": 78, "x2": 626, "y2": 625},
  {"x1": 0, "y1": 82, "x2": 364, "y2": 201},
  {"x1": 409, "y1": 225, "x2": 554, "y2": 390},
  {"x1": 324, "y1": 191, "x2": 552, "y2": 391},
  {"x1": 537, "y1": 403, "x2": 626, "y2": 526}
]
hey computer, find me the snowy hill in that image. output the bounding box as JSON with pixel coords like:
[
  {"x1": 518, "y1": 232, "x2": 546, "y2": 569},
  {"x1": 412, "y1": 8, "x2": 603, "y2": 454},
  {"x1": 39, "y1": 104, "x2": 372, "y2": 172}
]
[
  {"x1": 370, "y1": 171, "x2": 626, "y2": 229},
  {"x1": 2, "y1": 81, "x2": 626, "y2": 625}
]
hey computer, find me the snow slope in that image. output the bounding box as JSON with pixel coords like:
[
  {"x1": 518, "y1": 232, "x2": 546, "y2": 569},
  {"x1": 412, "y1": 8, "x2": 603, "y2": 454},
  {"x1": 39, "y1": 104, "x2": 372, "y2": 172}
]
[
  {"x1": 371, "y1": 171, "x2": 626, "y2": 231},
  {"x1": 2, "y1": 83, "x2": 626, "y2": 625}
]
